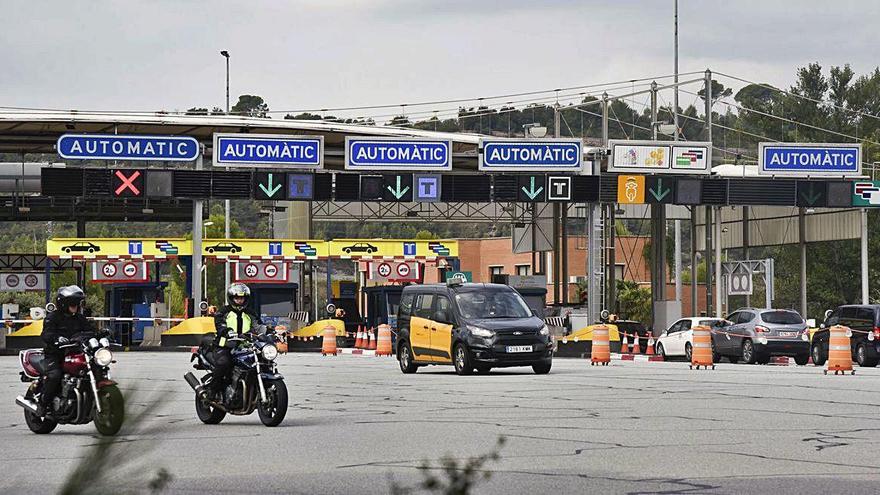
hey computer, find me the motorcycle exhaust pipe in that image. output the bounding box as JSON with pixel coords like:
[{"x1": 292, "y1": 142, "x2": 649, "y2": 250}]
[
  {"x1": 15, "y1": 395, "x2": 38, "y2": 413},
  {"x1": 183, "y1": 372, "x2": 203, "y2": 392}
]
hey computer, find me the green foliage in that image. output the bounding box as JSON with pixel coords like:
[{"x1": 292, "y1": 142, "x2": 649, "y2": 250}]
[
  {"x1": 231, "y1": 94, "x2": 269, "y2": 118},
  {"x1": 616, "y1": 280, "x2": 651, "y2": 324},
  {"x1": 390, "y1": 436, "x2": 505, "y2": 495}
]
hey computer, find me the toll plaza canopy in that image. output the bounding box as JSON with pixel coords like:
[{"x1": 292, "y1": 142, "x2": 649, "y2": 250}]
[{"x1": 0, "y1": 111, "x2": 487, "y2": 169}]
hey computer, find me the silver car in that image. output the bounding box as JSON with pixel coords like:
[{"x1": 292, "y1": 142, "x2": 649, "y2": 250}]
[{"x1": 713, "y1": 308, "x2": 810, "y2": 365}]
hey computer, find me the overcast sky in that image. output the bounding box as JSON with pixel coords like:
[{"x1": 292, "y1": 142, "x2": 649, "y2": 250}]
[{"x1": 3, "y1": 1, "x2": 878, "y2": 120}]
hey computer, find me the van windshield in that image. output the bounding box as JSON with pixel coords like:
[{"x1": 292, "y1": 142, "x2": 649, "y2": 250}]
[{"x1": 455, "y1": 290, "x2": 532, "y2": 319}]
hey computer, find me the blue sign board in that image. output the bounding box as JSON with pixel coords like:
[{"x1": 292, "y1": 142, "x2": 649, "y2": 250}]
[
  {"x1": 479, "y1": 138, "x2": 582, "y2": 172},
  {"x1": 403, "y1": 242, "x2": 417, "y2": 257},
  {"x1": 288, "y1": 174, "x2": 314, "y2": 200},
  {"x1": 345, "y1": 137, "x2": 452, "y2": 171},
  {"x1": 759, "y1": 143, "x2": 862, "y2": 177},
  {"x1": 128, "y1": 241, "x2": 143, "y2": 255},
  {"x1": 213, "y1": 133, "x2": 323, "y2": 168},
  {"x1": 268, "y1": 242, "x2": 283, "y2": 256},
  {"x1": 414, "y1": 174, "x2": 441, "y2": 202},
  {"x1": 57, "y1": 134, "x2": 199, "y2": 161}
]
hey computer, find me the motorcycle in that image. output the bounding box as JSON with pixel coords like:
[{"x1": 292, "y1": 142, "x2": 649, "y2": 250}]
[
  {"x1": 15, "y1": 332, "x2": 125, "y2": 436},
  {"x1": 184, "y1": 327, "x2": 288, "y2": 427}
]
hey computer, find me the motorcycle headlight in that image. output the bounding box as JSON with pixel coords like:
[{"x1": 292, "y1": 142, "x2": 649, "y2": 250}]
[
  {"x1": 88, "y1": 338, "x2": 100, "y2": 349},
  {"x1": 467, "y1": 325, "x2": 494, "y2": 338},
  {"x1": 261, "y1": 344, "x2": 278, "y2": 361},
  {"x1": 94, "y1": 348, "x2": 113, "y2": 367},
  {"x1": 99, "y1": 337, "x2": 111, "y2": 348},
  {"x1": 539, "y1": 325, "x2": 550, "y2": 336}
]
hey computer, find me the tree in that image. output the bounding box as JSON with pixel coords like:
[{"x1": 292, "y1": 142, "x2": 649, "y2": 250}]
[
  {"x1": 185, "y1": 107, "x2": 208, "y2": 116},
  {"x1": 697, "y1": 80, "x2": 733, "y2": 105},
  {"x1": 231, "y1": 95, "x2": 270, "y2": 118},
  {"x1": 616, "y1": 280, "x2": 651, "y2": 324}
]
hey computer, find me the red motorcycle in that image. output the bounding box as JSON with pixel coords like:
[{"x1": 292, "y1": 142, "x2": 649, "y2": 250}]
[{"x1": 15, "y1": 333, "x2": 124, "y2": 436}]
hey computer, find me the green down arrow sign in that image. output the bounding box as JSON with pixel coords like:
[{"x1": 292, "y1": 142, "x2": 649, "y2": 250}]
[
  {"x1": 648, "y1": 177, "x2": 672, "y2": 202},
  {"x1": 258, "y1": 173, "x2": 282, "y2": 198}
]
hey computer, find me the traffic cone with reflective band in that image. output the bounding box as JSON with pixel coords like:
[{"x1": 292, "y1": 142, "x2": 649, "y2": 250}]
[
  {"x1": 354, "y1": 327, "x2": 364, "y2": 349},
  {"x1": 591, "y1": 325, "x2": 611, "y2": 366},
  {"x1": 620, "y1": 333, "x2": 629, "y2": 354},
  {"x1": 321, "y1": 325, "x2": 337, "y2": 356},
  {"x1": 368, "y1": 327, "x2": 378, "y2": 350},
  {"x1": 632, "y1": 333, "x2": 641, "y2": 354},
  {"x1": 825, "y1": 325, "x2": 854, "y2": 375},
  {"x1": 646, "y1": 335, "x2": 655, "y2": 356},
  {"x1": 689, "y1": 325, "x2": 714, "y2": 370},
  {"x1": 376, "y1": 324, "x2": 393, "y2": 356}
]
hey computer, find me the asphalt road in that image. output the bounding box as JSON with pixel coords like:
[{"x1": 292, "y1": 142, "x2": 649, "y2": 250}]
[{"x1": 2, "y1": 352, "x2": 880, "y2": 494}]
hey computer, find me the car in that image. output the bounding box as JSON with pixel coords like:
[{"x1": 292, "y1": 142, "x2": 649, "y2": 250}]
[
  {"x1": 342, "y1": 242, "x2": 377, "y2": 254},
  {"x1": 396, "y1": 280, "x2": 553, "y2": 375},
  {"x1": 655, "y1": 317, "x2": 726, "y2": 361},
  {"x1": 811, "y1": 304, "x2": 880, "y2": 368},
  {"x1": 206, "y1": 242, "x2": 241, "y2": 254},
  {"x1": 615, "y1": 320, "x2": 649, "y2": 351},
  {"x1": 714, "y1": 308, "x2": 810, "y2": 365},
  {"x1": 61, "y1": 242, "x2": 100, "y2": 253}
]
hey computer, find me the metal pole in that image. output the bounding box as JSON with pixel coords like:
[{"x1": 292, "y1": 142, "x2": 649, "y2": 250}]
[
  {"x1": 704, "y1": 69, "x2": 713, "y2": 147},
  {"x1": 553, "y1": 203, "x2": 560, "y2": 304},
  {"x1": 192, "y1": 147, "x2": 205, "y2": 308},
  {"x1": 223, "y1": 52, "x2": 231, "y2": 303},
  {"x1": 862, "y1": 208, "x2": 869, "y2": 304},
  {"x1": 674, "y1": 0, "x2": 679, "y2": 142},
  {"x1": 562, "y1": 204, "x2": 569, "y2": 304},
  {"x1": 585, "y1": 94, "x2": 609, "y2": 321},
  {"x1": 607, "y1": 204, "x2": 616, "y2": 312},
  {"x1": 705, "y1": 206, "x2": 712, "y2": 316},
  {"x1": 674, "y1": 219, "x2": 682, "y2": 302},
  {"x1": 714, "y1": 206, "x2": 722, "y2": 317},
  {"x1": 743, "y1": 205, "x2": 750, "y2": 307},
  {"x1": 799, "y1": 207, "x2": 807, "y2": 316},
  {"x1": 690, "y1": 207, "x2": 698, "y2": 315}
]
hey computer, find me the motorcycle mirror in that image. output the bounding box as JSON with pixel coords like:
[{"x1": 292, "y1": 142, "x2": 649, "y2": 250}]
[{"x1": 46, "y1": 302, "x2": 57, "y2": 312}]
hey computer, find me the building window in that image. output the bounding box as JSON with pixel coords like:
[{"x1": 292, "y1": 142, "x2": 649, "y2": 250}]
[
  {"x1": 489, "y1": 266, "x2": 503, "y2": 278},
  {"x1": 515, "y1": 264, "x2": 531, "y2": 276}
]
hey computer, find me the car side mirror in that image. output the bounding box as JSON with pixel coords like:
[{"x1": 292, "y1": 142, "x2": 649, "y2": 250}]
[{"x1": 824, "y1": 309, "x2": 833, "y2": 320}]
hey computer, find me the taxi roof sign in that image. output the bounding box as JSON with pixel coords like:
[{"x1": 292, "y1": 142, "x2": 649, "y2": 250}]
[{"x1": 446, "y1": 273, "x2": 468, "y2": 286}]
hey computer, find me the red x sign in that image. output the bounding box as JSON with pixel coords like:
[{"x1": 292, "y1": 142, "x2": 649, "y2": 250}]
[{"x1": 113, "y1": 170, "x2": 143, "y2": 197}]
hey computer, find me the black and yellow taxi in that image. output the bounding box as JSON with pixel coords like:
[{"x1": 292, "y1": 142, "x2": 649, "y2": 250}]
[{"x1": 396, "y1": 277, "x2": 553, "y2": 375}]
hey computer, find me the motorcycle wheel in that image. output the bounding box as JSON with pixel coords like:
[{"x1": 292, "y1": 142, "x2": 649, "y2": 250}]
[
  {"x1": 195, "y1": 393, "x2": 226, "y2": 424},
  {"x1": 257, "y1": 379, "x2": 288, "y2": 427},
  {"x1": 93, "y1": 385, "x2": 125, "y2": 436},
  {"x1": 24, "y1": 390, "x2": 57, "y2": 434}
]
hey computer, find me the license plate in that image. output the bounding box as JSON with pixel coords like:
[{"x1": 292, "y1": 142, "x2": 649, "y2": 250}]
[
  {"x1": 506, "y1": 345, "x2": 533, "y2": 353},
  {"x1": 779, "y1": 332, "x2": 796, "y2": 337}
]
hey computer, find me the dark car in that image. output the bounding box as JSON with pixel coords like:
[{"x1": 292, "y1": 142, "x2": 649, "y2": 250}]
[
  {"x1": 396, "y1": 281, "x2": 553, "y2": 375},
  {"x1": 616, "y1": 320, "x2": 649, "y2": 351},
  {"x1": 342, "y1": 242, "x2": 377, "y2": 254},
  {"x1": 714, "y1": 308, "x2": 810, "y2": 365},
  {"x1": 812, "y1": 305, "x2": 880, "y2": 368},
  {"x1": 206, "y1": 242, "x2": 241, "y2": 254},
  {"x1": 61, "y1": 242, "x2": 100, "y2": 253}
]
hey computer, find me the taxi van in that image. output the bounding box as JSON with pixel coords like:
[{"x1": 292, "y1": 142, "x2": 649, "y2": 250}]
[{"x1": 396, "y1": 277, "x2": 553, "y2": 375}]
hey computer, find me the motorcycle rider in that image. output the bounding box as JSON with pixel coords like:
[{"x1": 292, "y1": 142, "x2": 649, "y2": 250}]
[
  {"x1": 39, "y1": 286, "x2": 95, "y2": 416},
  {"x1": 210, "y1": 283, "x2": 262, "y2": 397}
]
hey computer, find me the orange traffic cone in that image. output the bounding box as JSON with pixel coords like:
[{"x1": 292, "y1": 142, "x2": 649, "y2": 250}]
[
  {"x1": 825, "y1": 325, "x2": 854, "y2": 375},
  {"x1": 620, "y1": 334, "x2": 629, "y2": 354},
  {"x1": 591, "y1": 325, "x2": 611, "y2": 366},
  {"x1": 646, "y1": 335, "x2": 655, "y2": 356},
  {"x1": 376, "y1": 324, "x2": 393, "y2": 356},
  {"x1": 632, "y1": 334, "x2": 641, "y2": 354},
  {"x1": 321, "y1": 325, "x2": 337, "y2": 356},
  {"x1": 689, "y1": 325, "x2": 714, "y2": 370},
  {"x1": 354, "y1": 326, "x2": 364, "y2": 349},
  {"x1": 367, "y1": 327, "x2": 378, "y2": 350}
]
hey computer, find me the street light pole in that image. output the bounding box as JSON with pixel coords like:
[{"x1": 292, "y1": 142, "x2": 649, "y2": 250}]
[{"x1": 220, "y1": 50, "x2": 231, "y2": 303}]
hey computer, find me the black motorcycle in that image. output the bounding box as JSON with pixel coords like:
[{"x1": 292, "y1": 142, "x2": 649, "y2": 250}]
[
  {"x1": 184, "y1": 329, "x2": 287, "y2": 427},
  {"x1": 16, "y1": 332, "x2": 125, "y2": 436}
]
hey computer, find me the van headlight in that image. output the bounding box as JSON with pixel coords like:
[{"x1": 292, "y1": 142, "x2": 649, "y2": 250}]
[
  {"x1": 261, "y1": 344, "x2": 279, "y2": 361},
  {"x1": 94, "y1": 348, "x2": 113, "y2": 367},
  {"x1": 467, "y1": 325, "x2": 494, "y2": 338},
  {"x1": 539, "y1": 325, "x2": 550, "y2": 336}
]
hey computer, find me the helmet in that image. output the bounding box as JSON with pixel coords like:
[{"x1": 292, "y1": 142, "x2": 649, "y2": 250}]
[
  {"x1": 227, "y1": 283, "x2": 251, "y2": 310},
  {"x1": 56, "y1": 285, "x2": 86, "y2": 313}
]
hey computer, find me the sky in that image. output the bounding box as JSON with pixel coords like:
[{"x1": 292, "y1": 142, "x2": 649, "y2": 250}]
[{"x1": 3, "y1": 0, "x2": 879, "y2": 121}]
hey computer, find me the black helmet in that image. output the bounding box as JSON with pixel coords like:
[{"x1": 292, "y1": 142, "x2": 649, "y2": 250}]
[
  {"x1": 227, "y1": 283, "x2": 251, "y2": 310},
  {"x1": 56, "y1": 285, "x2": 85, "y2": 313}
]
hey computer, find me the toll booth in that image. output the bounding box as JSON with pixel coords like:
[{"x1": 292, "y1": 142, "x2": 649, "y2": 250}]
[
  {"x1": 248, "y1": 282, "x2": 298, "y2": 327},
  {"x1": 492, "y1": 274, "x2": 548, "y2": 315},
  {"x1": 363, "y1": 285, "x2": 404, "y2": 330},
  {"x1": 103, "y1": 282, "x2": 167, "y2": 345}
]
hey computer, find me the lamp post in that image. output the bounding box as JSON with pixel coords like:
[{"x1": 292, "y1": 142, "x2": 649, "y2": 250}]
[{"x1": 220, "y1": 50, "x2": 231, "y2": 304}]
